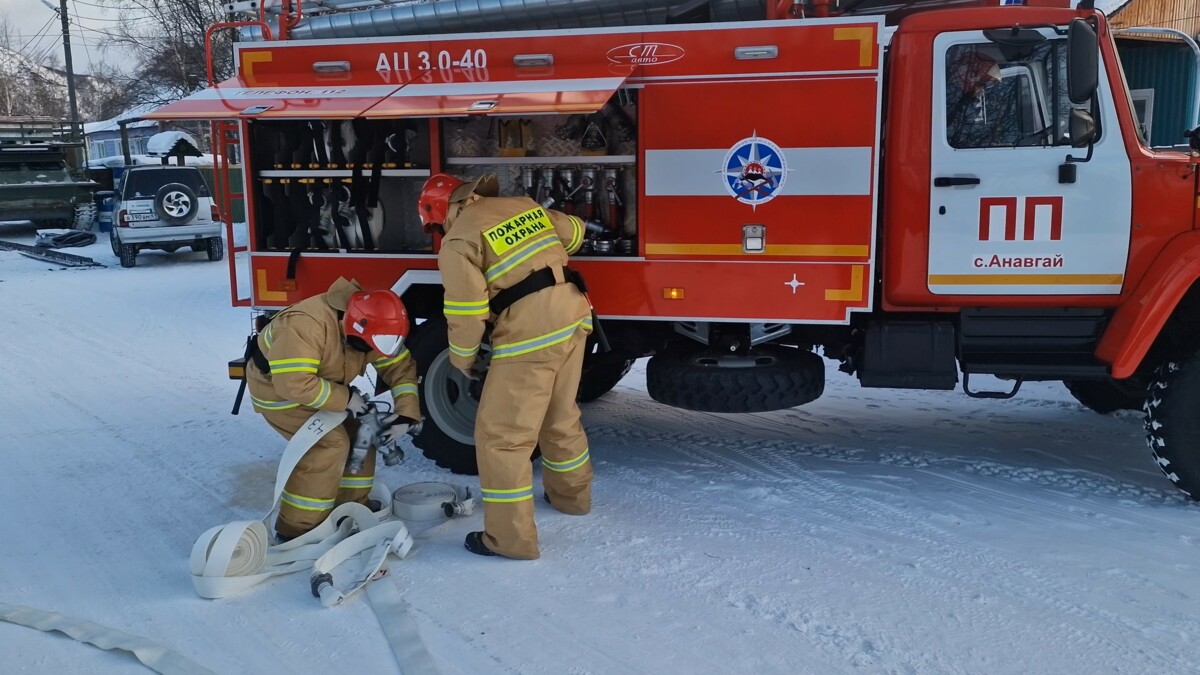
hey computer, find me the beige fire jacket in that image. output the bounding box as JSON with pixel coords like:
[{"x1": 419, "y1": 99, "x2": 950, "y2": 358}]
[
  {"x1": 246, "y1": 277, "x2": 420, "y2": 419},
  {"x1": 438, "y1": 196, "x2": 592, "y2": 370}
]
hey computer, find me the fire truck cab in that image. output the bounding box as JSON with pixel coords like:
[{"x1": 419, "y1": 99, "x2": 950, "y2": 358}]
[{"x1": 152, "y1": 0, "x2": 1200, "y2": 497}]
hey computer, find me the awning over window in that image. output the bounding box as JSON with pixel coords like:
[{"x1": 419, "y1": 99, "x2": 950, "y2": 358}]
[
  {"x1": 142, "y1": 73, "x2": 408, "y2": 121},
  {"x1": 361, "y1": 64, "x2": 633, "y2": 118}
]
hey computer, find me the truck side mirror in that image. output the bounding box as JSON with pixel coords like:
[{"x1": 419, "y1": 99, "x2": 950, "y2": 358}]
[
  {"x1": 1067, "y1": 18, "x2": 1099, "y2": 104},
  {"x1": 1070, "y1": 109, "x2": 1098, "y2": 147}
]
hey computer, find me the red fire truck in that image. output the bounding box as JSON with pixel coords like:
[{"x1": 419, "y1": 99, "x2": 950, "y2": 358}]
[{"x1": 146, "y1": 0, "x2": 1200, "y2": 496}]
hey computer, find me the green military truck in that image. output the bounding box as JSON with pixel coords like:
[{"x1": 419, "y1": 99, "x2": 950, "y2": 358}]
[{"x1": 0, "y1": 116, "x2": 98, "y2": 228}]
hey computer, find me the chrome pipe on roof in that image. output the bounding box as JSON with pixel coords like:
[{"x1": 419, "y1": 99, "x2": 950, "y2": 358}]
[{"x1": 239, "y1": 0, "x2": 764, "y2": 41}]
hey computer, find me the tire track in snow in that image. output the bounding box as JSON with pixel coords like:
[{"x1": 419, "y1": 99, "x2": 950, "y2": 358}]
[{"x1": 585, "y1": 392, "x2": 1200, "y2": 673}]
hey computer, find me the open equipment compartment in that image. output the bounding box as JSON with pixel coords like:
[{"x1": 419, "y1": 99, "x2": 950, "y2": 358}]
[
  {"x1": 440, "y1": 88, "x2": 639, "y2": 256},
  {"x1": 246, "y1": 118, "x2": 433, "y2": 253}
]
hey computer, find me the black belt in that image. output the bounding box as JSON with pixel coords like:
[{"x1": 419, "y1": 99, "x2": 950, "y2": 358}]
[
  {"x1": 489, "y1": 266, "x2": 609, "y2": 352},
  {"x1": 490, "y1": 265, "x2": 580, "y2": 316}
]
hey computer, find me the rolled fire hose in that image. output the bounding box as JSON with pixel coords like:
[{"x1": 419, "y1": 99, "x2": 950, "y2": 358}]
[{"x1": 189, "y1": 409, "x2": 475, "y2": 674}]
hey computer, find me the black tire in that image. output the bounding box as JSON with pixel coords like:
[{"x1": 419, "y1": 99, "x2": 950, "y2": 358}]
[
  {"x1": 646, "y1": 346, "x2": 825, "y2": 413},
  {"x1": 109, "y1": 227, "x2": 121, "y2": 257},
  {"x1": 206, "y1": 236, "x2": 224, "y2": 261},
  {"x1": 119, "y1": 243, "x2": 138, "y2": 268},
  {"x1": 73, "y1": 202, "x2": 97, "y2": 231},
  {"x1": 154, "y1": 183, "x2": 198, "y2": 225},
  {"x1": 408, "y1": 318, "x2": 480, "y2": 475},
  {"x1": 1064, "y1": 379, "x2": 1144, "y2": 415},
  {"x1": 1145, "y1": 358, "x2": 1200, "y2": 500},
  {"x1": 578, "y1": 350, "x2": 634, "y2": 403}
]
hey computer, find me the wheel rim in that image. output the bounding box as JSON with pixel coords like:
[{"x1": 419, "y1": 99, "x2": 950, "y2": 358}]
[
  {"x1": 425, "y1": 348, "x2": 482, "y2": 445},
  {"x1": 163, "y1": 192, "x2": 191, "y2": 217}
]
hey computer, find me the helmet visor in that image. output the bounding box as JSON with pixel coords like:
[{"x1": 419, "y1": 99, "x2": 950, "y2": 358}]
[{"x1": 372, "y1": 333, "x2": 404, "y2": 357}]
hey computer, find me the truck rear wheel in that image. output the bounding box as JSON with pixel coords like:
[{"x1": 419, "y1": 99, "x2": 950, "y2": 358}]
[
  {"x1": 646, "y1": 345, "x2": 825, "y2": 413},
  {"x1": 1145, "y1": 357, "x2": 1200, "y2": 500},
  {"x1": 578, "y1": 350, "x2": 635, "y2": 403},
  {"x1": 408, "y1": 318, "x2": 481, "y2": 475},
  {"x1": 1064, "y1": 379, "x2": 1144, "y2": 415}
]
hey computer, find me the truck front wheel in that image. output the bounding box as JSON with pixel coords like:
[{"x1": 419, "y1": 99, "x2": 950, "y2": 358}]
[{"x1": 1144, "y1": 356, "x2": 1200, "y2": 500}]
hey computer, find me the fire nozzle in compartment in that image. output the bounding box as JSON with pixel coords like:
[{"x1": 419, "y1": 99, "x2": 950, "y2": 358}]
[
  {"x1": 557, "y1": 169, "x2": 578, "y2": 216},
  {"x1": 579, "y1": 168, "x2": 598, "y2": 221},
  {"x1": 602, "y1": 168, "x2": 623, "y2": 234},
  {"x1": 520, "y1": 167, "x2": 538, "y2": 202},
  {"x1": 538, "y1": 167, "x2": 557, "y2": 210}
]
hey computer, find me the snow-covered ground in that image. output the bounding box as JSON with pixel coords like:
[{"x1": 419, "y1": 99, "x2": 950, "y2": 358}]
[{"x1": 2, "y1": 220, "x2": 1198, "y2": 674}]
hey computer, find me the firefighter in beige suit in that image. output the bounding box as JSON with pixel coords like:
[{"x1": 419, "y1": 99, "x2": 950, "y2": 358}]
[
  {"x1": 419, "y1": 173, "x2": 593, "y2": 560},
  {"x1": 247, "y1": 277, "x2": 420, "y2": 540}
]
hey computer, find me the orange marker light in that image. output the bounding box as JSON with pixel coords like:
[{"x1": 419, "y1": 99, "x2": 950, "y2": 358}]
[{"x1": 663, "y1": 287, "x2": 685, "y2": 300}]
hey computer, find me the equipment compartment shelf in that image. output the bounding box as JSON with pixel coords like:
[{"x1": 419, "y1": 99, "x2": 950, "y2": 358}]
[
  {"x1": 257, "y1": 169, "x2": 431, "y2": 178},
  {"x1": 443, "y1": 156, "x2": 636, "y2": 166}
]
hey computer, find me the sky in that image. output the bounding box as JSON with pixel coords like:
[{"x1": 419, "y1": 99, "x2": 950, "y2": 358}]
[{"x1": 0, "y1": 0, "x2": 136, "y2": 75}]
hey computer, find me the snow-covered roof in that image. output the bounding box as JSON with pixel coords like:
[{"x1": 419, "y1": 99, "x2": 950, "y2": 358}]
[
  {"x1": 82, "y1": 103, "x2": 160, "y2": 136},
  {"x1": 146, "y1": 131, "x2": 202, "y2": 157},
  {"x1": 86, "y1": 153, "x2": 215, "y2": 169}
]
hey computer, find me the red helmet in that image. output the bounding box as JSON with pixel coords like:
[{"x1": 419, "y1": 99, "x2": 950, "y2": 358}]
[
  {"x1": 344, "y1": 290, "x2": 410, "y2": 356},
  {"x1": 418, "y1": 173, "x2": 465, "y2": 234}
]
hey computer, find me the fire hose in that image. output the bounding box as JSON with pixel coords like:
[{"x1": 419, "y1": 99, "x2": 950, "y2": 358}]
[{"x1": 190, "y1": 408, "x2": 476, "y2": 674}]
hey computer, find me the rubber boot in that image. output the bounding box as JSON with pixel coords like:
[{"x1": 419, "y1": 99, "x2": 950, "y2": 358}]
[{"x1": 464, "y1": 531, "x2": 497, "y2": 557}]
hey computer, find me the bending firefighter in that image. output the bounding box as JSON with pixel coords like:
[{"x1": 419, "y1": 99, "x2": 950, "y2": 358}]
[
  {"x1": 246, "y1": 277, "x2": 420, "y2": 540},
  {"x1": 419, "y1": 173, "x2": 594, "y2": 560}
]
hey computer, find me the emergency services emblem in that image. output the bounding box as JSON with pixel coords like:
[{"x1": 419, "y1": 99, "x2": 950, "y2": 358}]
[{"x1": 721, "y1": 132, "x2": 788, "y2": 209}]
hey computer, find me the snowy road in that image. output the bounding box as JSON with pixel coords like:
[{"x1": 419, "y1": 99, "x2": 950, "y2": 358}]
[{"x1": 2, "y1": 222, "x2": 1198, "y2": 674}]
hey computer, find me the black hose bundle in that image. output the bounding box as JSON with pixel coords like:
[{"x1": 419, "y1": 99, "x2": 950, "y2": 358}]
[{"x1": 35, "y1": 230, "x2": 97, "y2": 249}]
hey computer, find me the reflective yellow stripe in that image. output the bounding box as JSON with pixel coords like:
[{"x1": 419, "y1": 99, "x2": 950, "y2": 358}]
[
  {"x1": 491, "y1": 317, "x2": 590, "y2": 360},
  {"x1": 307, "y1": 379, "x2": 331, "y2": 408},
  {"x1": 250, "y1": 395, "x2": 299, "y2": 411},
  {"x1": 567, "y1": 215, "x2": 583, "y2": 254},
  {"x1": 269, "y1": 357, "x2": 320, "y2": 375},
  {"x1": 339, "y1": 475, "x2": 374, "y2": 489},
  {"x1": 280, "y1": 490, "x2": 334, "y2": 512},
  {"x1": 480, "y1": 485, "x2": 534, "y2": 503},
  {"x1": 373, "y1": 349, "x2": 411, "y2": 368},
  {"x1": 542, "y1": 448, "x2": 590, "y2": 472},
  {"x1": 485, "y1": 233, "x2": 562, "y2": 283},
  {"x1": 391, "y1": 383, "x2": 418, "y2": 398},
  {"x1": 449, "y1": 342, "x2": 479, "y2": 358},
  {"x1": 444, "y1": 300, "x2": 491, "y2": 316},
  {"x1": 261, "y1": 324, "x2": 274, "y2": 349}
]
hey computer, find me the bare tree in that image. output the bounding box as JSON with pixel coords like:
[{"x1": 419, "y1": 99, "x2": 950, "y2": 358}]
[{"x1": 94, "y1": 0, "x2": 232, "y2": 107}]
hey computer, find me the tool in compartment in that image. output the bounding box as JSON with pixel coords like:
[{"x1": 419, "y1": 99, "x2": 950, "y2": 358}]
[{"x1": 602, "y1": 168, "x2": 623, "y2": 235}]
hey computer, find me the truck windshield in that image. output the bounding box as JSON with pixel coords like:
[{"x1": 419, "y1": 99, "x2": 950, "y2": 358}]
[
  {"x1": 945, "y1": 39, "x2": 1090, "y2": 149},
  {"x1": 123, "y1": 169, "x2": 211, "y2": 199}
]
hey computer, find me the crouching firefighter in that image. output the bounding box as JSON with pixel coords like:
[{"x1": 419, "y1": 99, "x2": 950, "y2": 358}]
[
  {"x1": 245, "y1": 277, "x2": 420, "y2": 541},
  {"x1": 418, "y1": 172, "x2": 597, "y2": 560}
]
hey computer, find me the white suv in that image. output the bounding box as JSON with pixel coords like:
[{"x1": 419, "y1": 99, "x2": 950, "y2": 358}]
[{"x1": 109, "y1": 166, "x2": 224, "y2": 268}]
